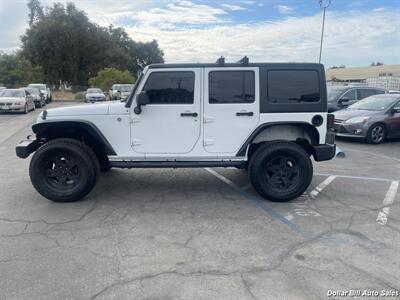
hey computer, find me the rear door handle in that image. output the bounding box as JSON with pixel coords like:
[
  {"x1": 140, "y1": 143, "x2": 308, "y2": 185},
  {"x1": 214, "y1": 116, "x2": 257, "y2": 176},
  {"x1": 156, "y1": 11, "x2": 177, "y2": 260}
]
[
  {"x1": 236, "y1": 112, "x2": 254, "y2": 116},
  {"x1": 181, "y1": 112, "x2": 198, "y2": 117}
]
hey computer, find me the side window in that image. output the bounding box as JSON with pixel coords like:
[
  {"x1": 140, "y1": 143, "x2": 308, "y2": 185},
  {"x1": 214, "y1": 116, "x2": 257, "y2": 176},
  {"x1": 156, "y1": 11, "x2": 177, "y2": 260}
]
[
  {"x1": 357, "y1": 89, "x2": 375, "y2": 99},
  {"x1": 143, "y1": 71, "x2": 194, "y2": 104},
  {"x1": 267, "y1": 70, "x2": 320, "y2": 103},
  {"x1": 209, "y1": 71, "x2": 255, "y2": 104},
  {"x1": 342, "y1": 89, "x2": 357, "y2": 100},
  {"x1": 374, "y1": 89, "x2": 385, "y2": 95}
]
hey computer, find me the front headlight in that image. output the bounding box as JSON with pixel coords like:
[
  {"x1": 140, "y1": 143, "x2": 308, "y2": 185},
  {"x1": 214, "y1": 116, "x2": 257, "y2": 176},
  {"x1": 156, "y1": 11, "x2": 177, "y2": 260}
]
[{"x1": 344, "y1": 116, "x2": 370, "y2": 124}]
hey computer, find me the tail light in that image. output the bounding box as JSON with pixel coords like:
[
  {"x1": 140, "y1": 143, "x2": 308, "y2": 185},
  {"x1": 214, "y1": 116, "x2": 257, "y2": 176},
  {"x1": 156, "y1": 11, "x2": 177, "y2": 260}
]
[{"x1": 327, "y1": 114, "x2": 335, "y2": 130}]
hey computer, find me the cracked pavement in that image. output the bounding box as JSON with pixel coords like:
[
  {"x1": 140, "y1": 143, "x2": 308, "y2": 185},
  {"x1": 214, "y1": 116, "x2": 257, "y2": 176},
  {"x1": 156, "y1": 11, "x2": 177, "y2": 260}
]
[{"x1": 0, "y1": 103, "x2": 399, "y2": 299}]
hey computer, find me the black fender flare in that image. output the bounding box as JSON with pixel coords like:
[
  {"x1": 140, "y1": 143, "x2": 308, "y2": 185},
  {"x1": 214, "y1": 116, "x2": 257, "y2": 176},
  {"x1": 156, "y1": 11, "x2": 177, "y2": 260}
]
[
  {"x1": 236, "y1": 122, "x2": 320, "y2": 156},
  {"x1": 32, "y1": 120, "x2": 116, "y2": 155}
]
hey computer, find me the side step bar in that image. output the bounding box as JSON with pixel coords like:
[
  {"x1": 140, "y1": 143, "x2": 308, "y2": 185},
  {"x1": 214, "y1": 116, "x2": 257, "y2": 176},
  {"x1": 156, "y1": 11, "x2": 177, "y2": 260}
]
[{"x1": 109, "y1": 160, "x2": 246, "y2": 169}]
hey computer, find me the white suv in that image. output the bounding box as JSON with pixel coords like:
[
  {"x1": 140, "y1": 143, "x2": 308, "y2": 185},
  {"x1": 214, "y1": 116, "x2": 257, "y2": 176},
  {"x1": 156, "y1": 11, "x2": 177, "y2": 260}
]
[{"x1": 16, "y1": 59, "x2": 336, "y2": 203}]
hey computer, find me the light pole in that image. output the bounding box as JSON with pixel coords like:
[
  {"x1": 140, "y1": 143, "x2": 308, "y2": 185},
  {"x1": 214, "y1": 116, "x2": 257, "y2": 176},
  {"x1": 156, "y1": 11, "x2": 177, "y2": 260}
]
[{"x1": 318, "y1": 0, "x2": 331, "y2": 63}]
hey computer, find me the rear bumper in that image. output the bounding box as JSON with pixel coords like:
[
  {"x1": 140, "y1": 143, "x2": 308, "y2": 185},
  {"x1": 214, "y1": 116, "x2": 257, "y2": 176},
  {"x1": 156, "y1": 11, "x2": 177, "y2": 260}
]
[
  {"x1": 312, "y1": 143, "x2": 336, "y2": 161},
  {"x1": 16, "y1": 139, "x2": 41, "y2": 158}
]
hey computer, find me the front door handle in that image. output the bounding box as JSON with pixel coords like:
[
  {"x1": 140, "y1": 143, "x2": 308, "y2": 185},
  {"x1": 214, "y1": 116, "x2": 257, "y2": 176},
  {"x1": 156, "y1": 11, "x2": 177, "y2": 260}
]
[
  {"x1": 181, "y1": 112, "x2": 198, "y2": 117},
  {"x1": 236, "y1": 112, "x2": 254, "y2": 116}
]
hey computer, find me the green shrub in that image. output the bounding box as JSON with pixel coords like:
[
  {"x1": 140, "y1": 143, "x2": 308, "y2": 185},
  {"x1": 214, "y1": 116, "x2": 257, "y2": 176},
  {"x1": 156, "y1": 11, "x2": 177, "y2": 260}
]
[
  {"x1": 88, "y1": 68, "x2": 135, "y2": 91},
  {"x1": 74, "y1": 91, "x2": 85, "y2": 100}
]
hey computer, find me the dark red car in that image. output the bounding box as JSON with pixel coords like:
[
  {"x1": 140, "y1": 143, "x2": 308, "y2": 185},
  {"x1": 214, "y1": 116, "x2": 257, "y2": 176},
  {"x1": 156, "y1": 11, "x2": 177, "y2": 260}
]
[{"x1": 334, "y1": 94, "x2": 400, "y2": 144}]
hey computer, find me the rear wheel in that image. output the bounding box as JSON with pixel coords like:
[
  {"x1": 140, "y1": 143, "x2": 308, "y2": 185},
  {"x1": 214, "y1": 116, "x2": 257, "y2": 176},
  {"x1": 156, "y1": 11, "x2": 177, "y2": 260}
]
[
  {"x1": 249, "y1": 141, "x2": 313, "y2": 202},
  {"x1": 366, "y1": 123, "x2": 386, "y2": 144},
  {"x1": 29, "y1": 138, "x2": 99, "y2": 202}
]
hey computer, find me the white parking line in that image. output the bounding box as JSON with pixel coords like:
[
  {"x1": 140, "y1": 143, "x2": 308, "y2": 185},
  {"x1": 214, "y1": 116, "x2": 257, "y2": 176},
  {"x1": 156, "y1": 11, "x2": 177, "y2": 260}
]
[
  {"x1": 310, "y1": 175, "x2": 336, "y2": 198},
  {"x1": 376, "y1": 181, "x2": 399, "y2": 226},
  {"x1": 204, "y1": 168, "x2": 238, "y2": 190}
]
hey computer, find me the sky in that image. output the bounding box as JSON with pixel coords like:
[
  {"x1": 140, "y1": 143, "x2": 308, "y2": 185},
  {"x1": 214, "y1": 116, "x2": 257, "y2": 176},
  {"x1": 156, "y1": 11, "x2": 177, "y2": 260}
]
[{"x1": 0, "y1": 0, "x2": 399, "y2": 68}]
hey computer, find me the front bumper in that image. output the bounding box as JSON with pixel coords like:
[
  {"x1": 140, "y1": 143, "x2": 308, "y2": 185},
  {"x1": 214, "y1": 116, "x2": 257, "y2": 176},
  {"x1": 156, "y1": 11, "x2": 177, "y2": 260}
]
[
  {"x1": 334, "y1": 122, "x2": 367, "y2": 138},
  {"x1": 16, "y1": 139, "x2": 42, "y2": 158},
  {"x1": 0, "y1": 104, "x2": 25, "y2": 112}
]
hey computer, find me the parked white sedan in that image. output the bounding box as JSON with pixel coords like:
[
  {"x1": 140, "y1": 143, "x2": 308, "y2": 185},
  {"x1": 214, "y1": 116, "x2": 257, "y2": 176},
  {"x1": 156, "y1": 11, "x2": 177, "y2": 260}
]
[{"x1": 0, "y1": 89, "x2": 35, "y2": 113}]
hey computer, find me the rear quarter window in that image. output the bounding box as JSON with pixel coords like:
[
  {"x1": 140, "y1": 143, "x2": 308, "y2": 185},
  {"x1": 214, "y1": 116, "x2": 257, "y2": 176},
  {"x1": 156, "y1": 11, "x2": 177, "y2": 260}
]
[
  {"x1": 260, "y1": 66, "x2": 326, "y2": 113},
  {"x1": 267, "y1": 70, "x2": 320, "y2": 104}
]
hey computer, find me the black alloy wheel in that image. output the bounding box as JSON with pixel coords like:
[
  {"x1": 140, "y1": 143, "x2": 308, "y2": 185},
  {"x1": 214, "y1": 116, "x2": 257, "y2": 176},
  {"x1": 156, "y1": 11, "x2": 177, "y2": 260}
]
[{"x1": 249, "y1": 141, "x2": 313, "y2": 202}]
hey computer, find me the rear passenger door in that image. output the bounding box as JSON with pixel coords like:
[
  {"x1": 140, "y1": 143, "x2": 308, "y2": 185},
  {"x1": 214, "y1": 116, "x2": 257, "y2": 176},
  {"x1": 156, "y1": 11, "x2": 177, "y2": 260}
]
[{"x1": 203, "y1": 68, "x2": 259, "y2": 154}]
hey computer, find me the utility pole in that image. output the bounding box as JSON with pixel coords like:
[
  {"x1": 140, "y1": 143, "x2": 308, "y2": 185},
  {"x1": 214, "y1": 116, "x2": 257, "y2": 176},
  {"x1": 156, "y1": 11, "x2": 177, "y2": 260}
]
[{"x1": 318, "y1": 0, "x2": 331, "y2": 63}]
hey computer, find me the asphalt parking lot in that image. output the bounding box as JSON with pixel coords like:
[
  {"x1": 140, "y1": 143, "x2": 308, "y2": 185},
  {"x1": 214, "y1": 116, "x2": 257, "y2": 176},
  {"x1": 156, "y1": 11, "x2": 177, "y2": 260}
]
[{"x1": 0, "y1": 102, "x2": 399, "y2": 300}]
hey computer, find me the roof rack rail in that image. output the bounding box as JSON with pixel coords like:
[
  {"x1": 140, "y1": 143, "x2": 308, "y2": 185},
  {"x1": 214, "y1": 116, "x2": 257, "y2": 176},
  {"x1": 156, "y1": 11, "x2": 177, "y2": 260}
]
[
  {"x1": 216, "y1": 56, "x2": 225, "y2": 66},
  {"x1": 238, "y1": 56, "x2": 249, "y2": 65}
]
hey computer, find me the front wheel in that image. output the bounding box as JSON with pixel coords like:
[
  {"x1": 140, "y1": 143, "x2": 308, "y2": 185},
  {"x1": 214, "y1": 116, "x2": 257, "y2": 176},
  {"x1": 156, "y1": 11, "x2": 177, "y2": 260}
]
[
  {"x1": 366, "y1": 123, "x2": 386, "y2": 144},
  {"x1": 29, "y1": 139, "x2": 99, "y2": 202},
  {"x1": 249, "y1": 141, "x2": 313, "y2": 202}
]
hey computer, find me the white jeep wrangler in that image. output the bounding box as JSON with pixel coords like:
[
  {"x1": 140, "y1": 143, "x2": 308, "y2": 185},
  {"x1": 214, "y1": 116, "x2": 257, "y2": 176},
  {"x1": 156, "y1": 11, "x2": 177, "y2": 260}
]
[{"x1": 16, "y1": 58, "x2": 336, "y2": 203}]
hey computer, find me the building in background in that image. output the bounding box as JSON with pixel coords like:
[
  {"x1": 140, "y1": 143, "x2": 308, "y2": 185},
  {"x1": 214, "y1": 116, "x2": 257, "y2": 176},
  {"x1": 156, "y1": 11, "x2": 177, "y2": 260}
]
[{"x1": 326, "y1": 65, "x2": 400, "y2": 90}]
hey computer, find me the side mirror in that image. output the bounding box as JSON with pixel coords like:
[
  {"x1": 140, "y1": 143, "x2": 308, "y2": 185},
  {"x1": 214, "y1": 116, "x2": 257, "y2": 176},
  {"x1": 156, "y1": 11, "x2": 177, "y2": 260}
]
[
  {"x1": 134, "y1": 91, "x2": 149, "y2": 114},
  {"x1": 339, "y1": 97, "x2": 350, "y2": 105},
  {"x1": 392, "y1": 107, "x2": 400, "y2": 114}
]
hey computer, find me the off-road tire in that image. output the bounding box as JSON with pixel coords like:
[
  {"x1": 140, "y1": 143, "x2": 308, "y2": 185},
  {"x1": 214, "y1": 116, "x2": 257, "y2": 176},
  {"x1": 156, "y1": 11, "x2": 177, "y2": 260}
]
[
  {"x1": 249, "y1": 141, "x2": 313, "y2": 202},
  {"x1": 29, "y1": 138, "x2": 99, "y2": 202},
  {"x1": 366, "y1": 123, "x2": 386, "y2": 144}
]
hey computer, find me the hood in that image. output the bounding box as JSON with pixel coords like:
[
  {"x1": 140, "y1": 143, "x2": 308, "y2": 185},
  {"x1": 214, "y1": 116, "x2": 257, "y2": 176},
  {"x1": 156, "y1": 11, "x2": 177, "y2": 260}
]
[
  {"x1": 45, "y1": 102, "x2": 110, "y2": 117},
  {"x1": 334, "y1": 109, "x2": 378, "y2": 121},
  {"x1": 0, "y1": 97, "x2": 26, "y2": 103}
]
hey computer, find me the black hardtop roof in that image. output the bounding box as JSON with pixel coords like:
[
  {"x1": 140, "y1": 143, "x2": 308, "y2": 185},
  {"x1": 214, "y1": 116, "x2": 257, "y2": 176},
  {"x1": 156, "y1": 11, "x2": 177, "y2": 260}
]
[{"x1": 148, "y1": 62, "x2": 324, "y2": 69}]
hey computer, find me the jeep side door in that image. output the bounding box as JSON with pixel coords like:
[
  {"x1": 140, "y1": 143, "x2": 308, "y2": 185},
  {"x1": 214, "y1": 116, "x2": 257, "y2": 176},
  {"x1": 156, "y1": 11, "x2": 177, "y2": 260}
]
[
  {"x1": 131, "y1": 69, "x2": 201, "y2": 155},
  {"x1": 203, "y1": 67, "x2": 260, "y2": 154}
]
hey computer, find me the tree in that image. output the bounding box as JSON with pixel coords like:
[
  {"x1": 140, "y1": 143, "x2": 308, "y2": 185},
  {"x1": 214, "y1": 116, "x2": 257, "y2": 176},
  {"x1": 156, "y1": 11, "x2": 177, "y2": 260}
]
[
  {"x1": 21, "y1": 1, "x2": 164, "y2": 87},
  {"x1": 88, "y1": 68, "x2": 135, "y2": 91},
  {"x1": 0, "y1": 52, "x2": 43, "y2": 87},
  {"x1": 27, "y1": 0, "x2": 44, "y2": 26}
]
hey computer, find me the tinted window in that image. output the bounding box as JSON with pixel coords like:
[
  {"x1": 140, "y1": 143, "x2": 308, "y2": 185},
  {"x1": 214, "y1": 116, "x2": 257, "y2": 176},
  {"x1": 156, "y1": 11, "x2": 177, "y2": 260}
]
[
  {"x1": 374, "y1": 89, "x2": 385, "y2": 95},
  {"x1": 209, "y1": 71, "x2": 255, "y2": 104},
  {"x1": 357, "y1": 89, "x2": 376, "y2": 99},
  {"x1": 342, "y1": 89, "x2": 357, "y2": 100},
  {"x1": 267, "y1": 70, "x2": 320, "y2": 103},
  {"x1": 143, "y1": 71, "x2": 194, "y2": 104}
]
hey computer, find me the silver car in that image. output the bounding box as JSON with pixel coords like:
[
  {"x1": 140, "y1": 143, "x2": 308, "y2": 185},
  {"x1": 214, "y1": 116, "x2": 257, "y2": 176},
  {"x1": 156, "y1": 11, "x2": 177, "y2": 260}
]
[
  {"x1": 85, "y1": 88, "x2": 106, "y2": 102},
  {"x1": 0, "y1": 89, "x2": 36, "y2": 113},
  {"x1": 27, "y1": 84, "x2": 52, "y2": 103}
]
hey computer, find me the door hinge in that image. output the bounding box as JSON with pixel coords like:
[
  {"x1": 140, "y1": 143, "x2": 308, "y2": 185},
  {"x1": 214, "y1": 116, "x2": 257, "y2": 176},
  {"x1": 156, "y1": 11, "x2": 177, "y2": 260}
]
[
  {"x1": 204, "y1": 139, "x2": 214, "y2": 146},
  {"x1": 132, "y1": 139, "x2": 142, "y2": 146},
  {"x1": 131, "y1": 117, "x2": 141, "y2": 123}
]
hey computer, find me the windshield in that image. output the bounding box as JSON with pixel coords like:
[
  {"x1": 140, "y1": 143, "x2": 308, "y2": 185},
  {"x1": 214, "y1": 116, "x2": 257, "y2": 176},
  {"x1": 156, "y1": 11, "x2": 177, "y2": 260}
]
[
  {"x1": 0, "y1": 90, "x2": 25, "y2": 98},
  {"x1": 327, "y1": 87, "x2": 346, "y2": 102},
  {"x1": 29, "y1": 84, "x2": 46, "y2": 91},
  {"x1": 124, "y1": 72, "x2": 142, "y2": 103},
  {"x1": 26, "y1": 88, "x2": 39, "y2": 95},
  {"x1": 348, "y1": 96, "x2": 398, "y2": 111},
  {"x1": 120, "y1": 85, "x2": 133, "y2": 92},
  {"x1": 87, "y1": 88, "x2": 102, "y2": 94}
]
